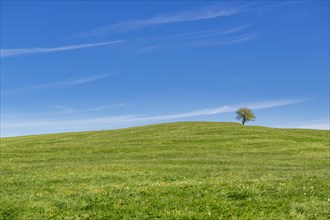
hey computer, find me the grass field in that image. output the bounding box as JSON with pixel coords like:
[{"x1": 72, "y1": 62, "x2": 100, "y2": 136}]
[{"x1": 1, "y1": 122, "x2": 329, "y2": 219}]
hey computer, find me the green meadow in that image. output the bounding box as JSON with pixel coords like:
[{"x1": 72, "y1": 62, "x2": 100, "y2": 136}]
[{"x1": 1, "y1": 122, "x2": 329, "y2": 219}]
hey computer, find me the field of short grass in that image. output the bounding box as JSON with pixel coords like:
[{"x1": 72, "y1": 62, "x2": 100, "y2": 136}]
[{"x1": 1, "y1": 122, "x2": 329, "y2": 219}]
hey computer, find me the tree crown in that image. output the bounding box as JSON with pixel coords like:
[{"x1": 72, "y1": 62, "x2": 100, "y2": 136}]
[{"x1": 236, "y1": 108, "x2": 256, "y2": 125}]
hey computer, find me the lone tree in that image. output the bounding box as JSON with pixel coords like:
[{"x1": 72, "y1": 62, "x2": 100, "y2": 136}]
[{"x1": 236, "y1": 108, "x2": 256, "y2": 125}]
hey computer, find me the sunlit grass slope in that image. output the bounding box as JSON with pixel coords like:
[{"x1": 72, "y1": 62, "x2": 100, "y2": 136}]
[{"x1": 1, "y1": 122, "x2": 329, "y2": 219}]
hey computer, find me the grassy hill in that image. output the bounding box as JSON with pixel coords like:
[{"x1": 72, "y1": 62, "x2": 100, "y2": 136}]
[{"x1": 1, "y1": 122, "x2": 329, "y2": 219}]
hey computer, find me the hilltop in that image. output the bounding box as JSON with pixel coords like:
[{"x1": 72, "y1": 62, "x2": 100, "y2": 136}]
[{"x1": 1, "y1": 122, "x2": 329, "y2": 219}]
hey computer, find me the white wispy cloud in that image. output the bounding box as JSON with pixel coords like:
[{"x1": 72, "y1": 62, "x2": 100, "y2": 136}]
[
  {"x1": 159, "y1": 24, "x2": 252, "y2": 41},
  {"x1": 0, "y1": 41, "x2": 124, "y2": 58},
  {"x1": 244, "y1": 99, "x2": 305, "y2": 110},
  {"x1": 7, "y1": 73, "x2": 114, "y2": 94},
  {"x1": 76, "y1": 4, "x2": 253, "y2": 37},
  {"x1": 1, "y1": 99, "x2": 304, "y2": 136},
  {"x1": 1, "y1": 103, "x2": 126, "y2": 123},
  {"x1": 139, "y1": 99, "x2": 304, "y2": 121},
  {"x1": 179, "y1": 33, "x2": 255, "y2": 48},
  {"x1": 74, "y1": 1, "x2": 298, "y2": 38},
  {"x1": 135, "y1": 25, "x2": 255, "y2": 53},
  {"x1": 34, "y1": 74, "x2": 112, "y2": 88},
  {"x1": 53, "y1": 103, "x2": 125, "y2": 115}
]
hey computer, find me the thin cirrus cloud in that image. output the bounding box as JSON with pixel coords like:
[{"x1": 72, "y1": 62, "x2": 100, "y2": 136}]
[
  {"x1": 0, "y1": 40, "x2": 124, "y2": 58},
  {"x1": 190, "y1": 33, "x2": 256, "y2": 47},
  {"x1": 170, "y1": 24, "x2": 253, "y2": 40},
  {"x1": 26, "y1": 74, "x2": 112, "y2": 89},
  {"x1": 52, "y1": 103, "x2": 125, "y2": 115},
  {"x1": 135, "y1": 24, "x2": 255, "y2": 53},
  {"x1": 76, "y1": 3, "x2": 254, "y2": 37},
  {"x1": 137, "y1": 33, "x2": 255, "y2": 53},
  {"x1": 1, "y1": 99, "x2": 305, "y2": 137},
  {"x1": 74, "y1": 1, "x2": 299, "y2": 38},
  {"x1": 6, "y1": 73, "x2": 114, "y2": 94},
  {"x1": 138, "y1": 99, "x2": 305, "y2": 121}
]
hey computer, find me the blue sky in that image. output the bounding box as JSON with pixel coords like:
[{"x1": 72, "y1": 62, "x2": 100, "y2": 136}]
[{"x1": 1, "y1": 1, "x2": 329, "y2": 137}]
